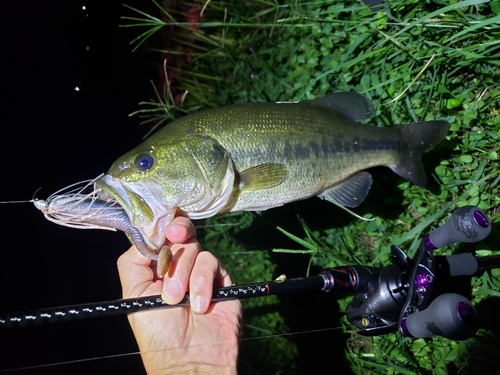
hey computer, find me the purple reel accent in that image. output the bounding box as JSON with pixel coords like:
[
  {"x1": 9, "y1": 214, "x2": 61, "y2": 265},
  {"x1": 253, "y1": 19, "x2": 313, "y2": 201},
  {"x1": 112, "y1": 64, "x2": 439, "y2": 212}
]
[
  {"x1": 414, "y1": 267, "x2": 434, "y2": 293},
  {"x1": 456, "y1": 301, "x2": 476, "y2": 326},
  {"x1": 473, "y1": 209, "x2": 489, "y2": 229}
]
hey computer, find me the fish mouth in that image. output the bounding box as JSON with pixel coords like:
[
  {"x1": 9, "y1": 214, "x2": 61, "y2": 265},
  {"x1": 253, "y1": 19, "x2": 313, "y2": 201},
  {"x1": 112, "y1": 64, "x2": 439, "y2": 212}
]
[{"x1": 95, "y1": 175, "x2": 174, "y2": 258}]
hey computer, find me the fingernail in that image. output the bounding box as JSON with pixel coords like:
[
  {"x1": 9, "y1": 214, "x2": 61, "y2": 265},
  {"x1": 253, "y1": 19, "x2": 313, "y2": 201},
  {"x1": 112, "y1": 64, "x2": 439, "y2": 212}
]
[
  {"x1": 162, "y1": 274, "x2": 182, "y2": 300},
  {"x1": 193, "y1": 295, "x2": 207, "y2": 314},
  {"x1": 171, "y1": 222, "x2": 187, "y2": 230}
]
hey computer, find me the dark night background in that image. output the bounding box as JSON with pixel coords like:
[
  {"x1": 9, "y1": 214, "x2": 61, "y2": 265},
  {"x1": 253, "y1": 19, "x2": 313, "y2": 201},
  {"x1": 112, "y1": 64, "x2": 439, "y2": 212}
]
[{"x1": 1, "y1": 1, "x2": 159, "y2": 373}]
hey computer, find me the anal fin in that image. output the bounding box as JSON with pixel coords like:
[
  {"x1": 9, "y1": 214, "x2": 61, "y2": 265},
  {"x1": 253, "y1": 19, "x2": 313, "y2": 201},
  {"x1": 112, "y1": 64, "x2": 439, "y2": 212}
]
[{"x1": 318, "y1": 171, "x2": 373, "y2": 208}]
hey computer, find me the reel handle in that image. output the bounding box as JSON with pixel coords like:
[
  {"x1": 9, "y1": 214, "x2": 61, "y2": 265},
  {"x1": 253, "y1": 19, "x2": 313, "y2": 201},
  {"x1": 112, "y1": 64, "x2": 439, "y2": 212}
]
[
  {"x1": 400, "y1": 293, "x2": 478, "y2": 340},
  {"x1": 398, "y1": 206, "x2": 490, "y2": 339}
]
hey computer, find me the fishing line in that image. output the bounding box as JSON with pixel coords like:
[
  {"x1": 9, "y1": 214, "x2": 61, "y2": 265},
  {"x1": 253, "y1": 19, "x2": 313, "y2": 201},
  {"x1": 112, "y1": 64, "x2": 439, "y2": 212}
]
[
  {"x1": 0, "y1": 325, "x2": 345, "y2": 373},
  {"x1": 0, "y1": 187, "x2": 45, "y2": 204},
  {"x1": 0, "y1": 200, "x2": 35, "y2": 204},
  {"x1": 0, "y1": 350, "x2": 143, "y2": 373},
  {"x1": 0, "y1": 178, "x2": 105, "y2": 206}
]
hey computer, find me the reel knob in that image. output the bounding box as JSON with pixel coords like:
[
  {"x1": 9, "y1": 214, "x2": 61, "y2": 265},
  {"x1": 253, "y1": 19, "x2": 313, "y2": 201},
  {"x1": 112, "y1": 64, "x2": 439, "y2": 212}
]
[
  {"x1": 400, "y1": 293, "x2": 478, "y2": 340},
  {"x1": 428, "y1": 206, "x2": 490, "y2": 249}
]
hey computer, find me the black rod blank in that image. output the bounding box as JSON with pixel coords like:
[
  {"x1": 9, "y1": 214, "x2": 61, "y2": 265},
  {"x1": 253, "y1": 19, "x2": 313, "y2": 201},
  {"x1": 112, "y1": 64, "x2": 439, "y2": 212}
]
[{"x1": 1, "y1": 275, "x2": 326, "y2": 329}]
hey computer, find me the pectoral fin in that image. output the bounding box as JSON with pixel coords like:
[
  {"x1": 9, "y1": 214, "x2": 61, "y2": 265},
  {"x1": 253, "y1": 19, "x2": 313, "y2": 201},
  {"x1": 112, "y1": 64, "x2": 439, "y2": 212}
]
[
  {"x1": 318, "y1": 171, "x2": 373, "y2": 208},
  {"x1": 239, "y1": 163, "x2": 289, "y2": 191}
]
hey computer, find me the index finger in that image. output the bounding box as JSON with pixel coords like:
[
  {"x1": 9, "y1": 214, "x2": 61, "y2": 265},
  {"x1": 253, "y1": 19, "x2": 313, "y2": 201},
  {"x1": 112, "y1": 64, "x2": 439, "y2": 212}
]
[{"x1": 189, "y1": 251, "x2": 233, "y2": 314}]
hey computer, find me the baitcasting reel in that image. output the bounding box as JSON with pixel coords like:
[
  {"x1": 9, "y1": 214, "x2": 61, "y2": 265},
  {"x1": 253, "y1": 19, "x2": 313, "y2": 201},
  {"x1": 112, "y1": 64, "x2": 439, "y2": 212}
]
[{"x1": 344, "y1": 206, "x2": 491, "y2": 340}]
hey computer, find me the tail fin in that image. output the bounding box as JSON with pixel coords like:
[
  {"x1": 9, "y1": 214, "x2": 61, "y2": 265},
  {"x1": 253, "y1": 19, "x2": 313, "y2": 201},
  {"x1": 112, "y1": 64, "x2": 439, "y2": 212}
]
[{"x1": 392, "y1": 121, "x2": 449, "y2": 186}]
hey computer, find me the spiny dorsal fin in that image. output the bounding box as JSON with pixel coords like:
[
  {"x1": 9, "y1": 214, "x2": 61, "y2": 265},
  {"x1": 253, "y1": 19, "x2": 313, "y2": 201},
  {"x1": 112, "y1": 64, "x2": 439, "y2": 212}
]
[
  {"x1": 318, "y1": 171, "x2": 373, "y2": 208},
  {"x1": 239, "y1": 163, "x2": 289, "y2": 191},
  {"x1": 309, "y1": 92, "x2": 376, "y2": 122}
]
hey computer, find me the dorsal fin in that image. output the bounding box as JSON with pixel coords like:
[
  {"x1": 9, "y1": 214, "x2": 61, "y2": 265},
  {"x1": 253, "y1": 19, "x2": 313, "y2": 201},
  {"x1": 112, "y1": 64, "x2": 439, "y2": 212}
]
[{"x1": 308, "y1": 92, "x2": 376, "y2": 122}]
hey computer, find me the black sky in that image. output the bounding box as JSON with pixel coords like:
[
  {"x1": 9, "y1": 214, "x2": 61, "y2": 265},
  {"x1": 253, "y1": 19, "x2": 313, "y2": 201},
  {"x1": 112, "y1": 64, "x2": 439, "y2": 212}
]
[{"x1": 1, "y1": 1, "x2": 159, "y2": 373}]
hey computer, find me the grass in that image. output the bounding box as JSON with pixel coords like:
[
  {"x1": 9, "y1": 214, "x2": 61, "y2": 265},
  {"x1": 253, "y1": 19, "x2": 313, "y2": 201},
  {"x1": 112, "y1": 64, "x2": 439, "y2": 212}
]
[{"x1": 121, "y1": 0, "x2": 500, "y2": 373}]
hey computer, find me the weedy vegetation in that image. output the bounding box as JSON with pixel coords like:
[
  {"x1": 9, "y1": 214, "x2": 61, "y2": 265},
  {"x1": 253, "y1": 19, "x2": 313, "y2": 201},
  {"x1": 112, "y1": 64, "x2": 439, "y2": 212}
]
[{"x1": 121, "y1": 0, "x2": 500, "y2": 373}]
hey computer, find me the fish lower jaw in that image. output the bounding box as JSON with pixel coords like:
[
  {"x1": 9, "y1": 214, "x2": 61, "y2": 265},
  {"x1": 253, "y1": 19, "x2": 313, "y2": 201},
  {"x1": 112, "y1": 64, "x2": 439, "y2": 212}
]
[
  {"x1": 95, "y1": 175, "x2": 175, "y2": 252},
  {"x1": 139, "y1": 213, "x2": 173, "y2": 251}
]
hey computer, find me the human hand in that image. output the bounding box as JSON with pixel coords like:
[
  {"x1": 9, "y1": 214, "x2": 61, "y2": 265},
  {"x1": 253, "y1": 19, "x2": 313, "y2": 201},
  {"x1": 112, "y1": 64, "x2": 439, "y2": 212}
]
[{"x1": 117, "y1": 216, "x2": 242, "y2": 375}]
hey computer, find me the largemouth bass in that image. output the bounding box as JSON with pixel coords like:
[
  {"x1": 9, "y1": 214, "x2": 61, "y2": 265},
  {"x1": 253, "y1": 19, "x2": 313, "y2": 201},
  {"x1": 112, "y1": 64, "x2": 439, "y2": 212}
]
[{"x1": 93, "y1": 92, "x2": 449, "y2": 259}]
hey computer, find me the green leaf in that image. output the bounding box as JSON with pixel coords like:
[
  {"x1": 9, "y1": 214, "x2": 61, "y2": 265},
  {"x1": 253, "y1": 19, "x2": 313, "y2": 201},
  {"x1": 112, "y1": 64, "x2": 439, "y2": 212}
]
[{"x1": 492, "y1": 1, "x2": 500, "y2": 14}]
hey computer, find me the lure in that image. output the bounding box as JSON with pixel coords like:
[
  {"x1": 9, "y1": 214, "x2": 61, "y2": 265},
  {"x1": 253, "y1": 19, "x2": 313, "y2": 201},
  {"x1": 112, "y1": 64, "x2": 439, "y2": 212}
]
[{"x1": 32, "y1": 177, "x2": 172, "y2": 276}]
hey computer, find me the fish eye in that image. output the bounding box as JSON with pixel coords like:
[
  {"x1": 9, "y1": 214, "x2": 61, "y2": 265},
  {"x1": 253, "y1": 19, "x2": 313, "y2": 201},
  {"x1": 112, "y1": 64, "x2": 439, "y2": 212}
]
[{"x1": 135, "y1": 154, "x2": 155, "y2": 172}]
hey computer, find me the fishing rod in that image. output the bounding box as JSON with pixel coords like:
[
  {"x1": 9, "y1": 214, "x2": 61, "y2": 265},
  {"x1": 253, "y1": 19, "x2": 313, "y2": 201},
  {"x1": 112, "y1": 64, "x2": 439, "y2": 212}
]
[{"x1": 1, "y1": 206, "x2": 497, "y2": 341}]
